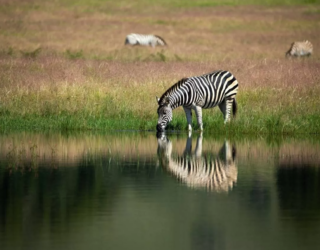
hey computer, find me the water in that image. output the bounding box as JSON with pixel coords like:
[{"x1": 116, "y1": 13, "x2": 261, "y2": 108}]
[{"x1": 0, "y1": 131, "x2": 320, "y2": 250}]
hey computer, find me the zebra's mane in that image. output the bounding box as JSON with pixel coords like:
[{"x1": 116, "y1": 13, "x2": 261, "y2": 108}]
[
  {"x1": 154, "y1": 35, "x2": 167, "y2": 45},
  {"x1": 159, "y1": 78, "x2": 188, "y2": 105}
]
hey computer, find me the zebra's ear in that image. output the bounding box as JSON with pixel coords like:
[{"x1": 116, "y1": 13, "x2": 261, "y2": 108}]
[{"x1": 156, "y1": 96, "x2": 160, "y2": 104}]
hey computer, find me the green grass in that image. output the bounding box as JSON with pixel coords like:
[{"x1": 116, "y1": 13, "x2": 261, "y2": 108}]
[{"x1": 1, "y1": 107, "x2": 320, "y2": 135}]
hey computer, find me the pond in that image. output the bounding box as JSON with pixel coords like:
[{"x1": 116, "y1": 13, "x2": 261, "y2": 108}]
[{"x1": 0, "y1": 131, "x2": 320, "y2": 250}]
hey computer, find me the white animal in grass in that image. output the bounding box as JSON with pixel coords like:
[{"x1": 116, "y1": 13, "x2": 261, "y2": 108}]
[{"x1": 124, "y1": 33, "x2": 167, "y2": 47}]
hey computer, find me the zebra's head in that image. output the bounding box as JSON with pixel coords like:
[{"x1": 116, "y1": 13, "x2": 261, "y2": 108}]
[
  {"x1": 156, "y1": 96, "x2": 172, "y2": 132},
  {"x1": 154, "y1": 35, "x2": 167, "y2": 46}
]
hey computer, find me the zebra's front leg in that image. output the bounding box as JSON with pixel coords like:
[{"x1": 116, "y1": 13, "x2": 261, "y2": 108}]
[
  {"x1": 183, "y1": 107, "x2": 193, "y2": 131},
  {"x1": 193, "y1": 106, "x2": 203, "y2": 131}
]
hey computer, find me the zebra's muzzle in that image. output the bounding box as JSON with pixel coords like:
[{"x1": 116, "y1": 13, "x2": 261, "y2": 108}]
[{"x1": 156, "y1": 124, "x2": 165, "y2": 132}]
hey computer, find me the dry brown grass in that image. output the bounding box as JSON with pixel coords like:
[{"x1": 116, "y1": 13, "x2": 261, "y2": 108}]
[
  {"x1": 1, "y1": 3, "x2": 319, "y2": 61},
  {"x1": 1, "y1": 57, "x2": 319, "y2": 118}
]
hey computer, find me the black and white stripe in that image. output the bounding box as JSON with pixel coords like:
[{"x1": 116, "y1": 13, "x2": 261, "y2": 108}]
[
  {"x1": 286, "y1": 40, "x2": 313, "y2": 57},
  {"x1": 124, "y1": 33, "x2": 167, "y2": 47},
  {"x1": 156, "y1": 70, "x2": 238, "y2": 132},
  {"x1": 157, "y1": 133, "x2": 237, "y2": 192}
]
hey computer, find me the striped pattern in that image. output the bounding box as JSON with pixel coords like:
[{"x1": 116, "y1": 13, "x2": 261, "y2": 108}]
[
  {"x1": 124, "y1": 33, "x2": 167, "y2": 47},
  {"x1": 286, "y1": 40, "x2": 313, "y2": 57},
  {"x1": 156, "y1": 70, "x2": 238, "y2": 132},
  {"x1": 157, "y1": 134, "x2": 237, "y2": 192}
]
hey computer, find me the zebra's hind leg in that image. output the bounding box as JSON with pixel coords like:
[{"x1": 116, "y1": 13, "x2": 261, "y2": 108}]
[
  {"x1": 219, "y1": 99, "x2": 233, "y2": 124},
  {"x1": 183, "y1": 107, "x2": 193, "y2": 131}
]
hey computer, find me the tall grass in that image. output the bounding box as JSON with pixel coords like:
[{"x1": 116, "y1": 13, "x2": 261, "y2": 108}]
[
  {"x1": 1, "y1": 57, "x2": 319, "y2": 134},
  {"x1": 0, "y1": 1, "x2": 319, "y2": 134}
]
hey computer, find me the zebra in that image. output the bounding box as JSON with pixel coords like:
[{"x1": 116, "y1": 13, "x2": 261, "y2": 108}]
[
  {"x1": 286, "y1": 40, "x2": 313, "y2": 57},
  {"x1": 157, "y1": 132, "x2": 237, "y2": 192},
  {"x1": 124, "y1": 33, "x2": 167, "y2": 47},
  {"x1": 156, "y1": 70, "x2": 238, "y2": 132}
]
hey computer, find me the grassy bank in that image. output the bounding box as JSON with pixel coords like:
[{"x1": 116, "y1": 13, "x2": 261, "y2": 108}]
[
  {"x1": 1, "y1": 58, "x2": 320, "y2": 135},
  {"x1": 0, "y1": 0, "x2": 319, "y2": 135}
]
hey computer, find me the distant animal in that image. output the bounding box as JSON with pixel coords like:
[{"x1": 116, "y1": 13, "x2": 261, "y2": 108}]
[
  {"x1": 124, "y1": 33, "x2": 167, "y2": 47},
  {"x1": 286, "y1": 40, "x2": 313, "y2": 57},
  {"x1": 157, "y1": 133, "x2": 237, "y2": 192},
  {"x1": 156, "y1": 70, "x2": 238, "y2": 132}
]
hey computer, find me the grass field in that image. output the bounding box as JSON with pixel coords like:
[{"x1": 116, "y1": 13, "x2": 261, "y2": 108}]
[{"x1": 0, "y1": 0, "x2": 320, "y2": 135}]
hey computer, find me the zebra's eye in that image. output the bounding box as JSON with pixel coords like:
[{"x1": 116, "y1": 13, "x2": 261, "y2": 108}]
[{"x1": 163, "y1": 111, "x2": 166, "y2": 115}]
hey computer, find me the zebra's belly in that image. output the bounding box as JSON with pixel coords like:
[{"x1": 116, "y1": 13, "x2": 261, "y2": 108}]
[
  {"x1": 299, "y1": 51, "x2": 310, "y2": 56},
  {"x1": 200, "y1": 103, "x2": 218, "y2": 109},
  {"x1": 182, "y1": 102, "x2": 218, "y2": 109},
  {"x1": 196, "y1": 87, "x2": 223, "y2": 109},
  {"x1": 198, "y1": 95, "x2": 220, "y2": 109},
  {"x1": 138, "y1": 41, "x2": 151, "y2": 46}
]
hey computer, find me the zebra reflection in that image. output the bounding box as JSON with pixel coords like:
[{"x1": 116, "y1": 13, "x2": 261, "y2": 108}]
[{"x1": 157, "y1": 133, "x2": 237, "y2": 192}]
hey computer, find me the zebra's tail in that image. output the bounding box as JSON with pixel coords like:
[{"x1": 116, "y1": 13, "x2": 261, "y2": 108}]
[{"x1": 232, "y1": 99, "x2": 237, "y2": 118}]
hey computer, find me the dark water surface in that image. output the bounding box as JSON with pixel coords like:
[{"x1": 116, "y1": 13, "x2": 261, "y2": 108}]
[{"x1": 0, "y1": 132, "x2": 320, "y2": 250}]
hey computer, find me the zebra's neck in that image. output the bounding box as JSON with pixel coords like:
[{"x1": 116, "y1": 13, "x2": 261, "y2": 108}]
[{"x1": 160, "y1": 78, "x2": 189, "y2": 109}]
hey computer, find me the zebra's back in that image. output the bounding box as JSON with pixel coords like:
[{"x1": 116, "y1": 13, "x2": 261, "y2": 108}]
[
  {"x1": 286, "y1": 40, "x2": 313, "y2": 57},
  {"x1": 188, "y1": 70, "x2": 239, "y2": 109}
]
